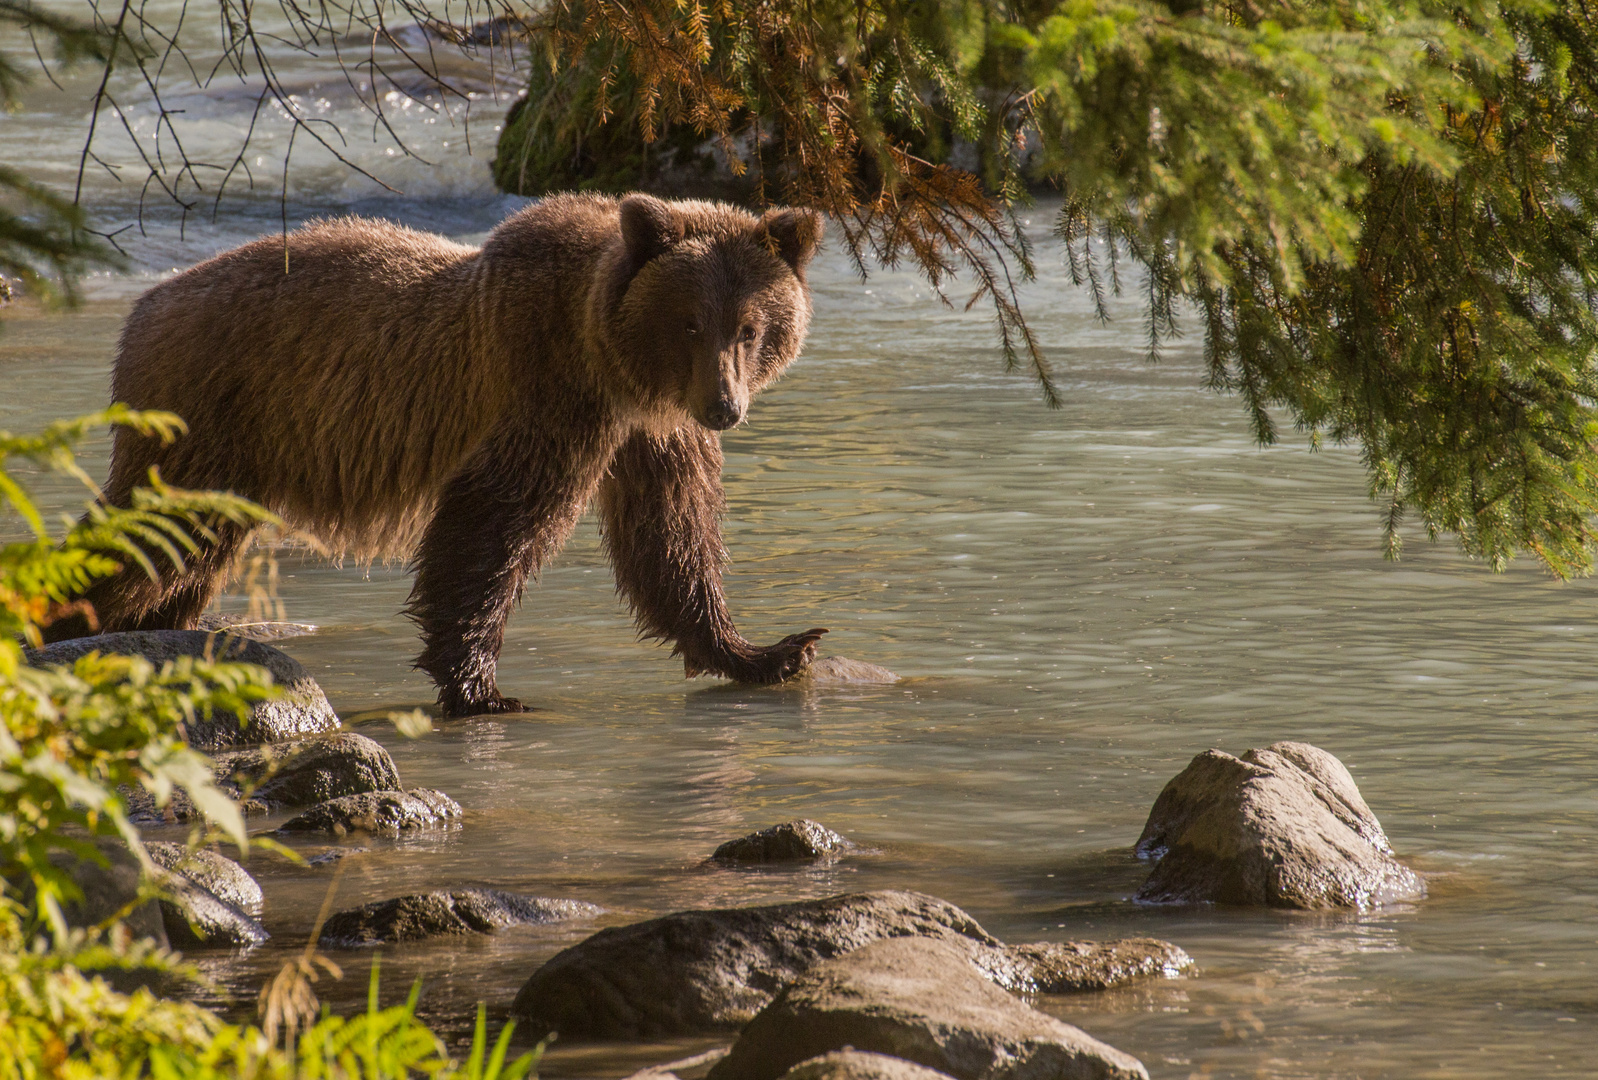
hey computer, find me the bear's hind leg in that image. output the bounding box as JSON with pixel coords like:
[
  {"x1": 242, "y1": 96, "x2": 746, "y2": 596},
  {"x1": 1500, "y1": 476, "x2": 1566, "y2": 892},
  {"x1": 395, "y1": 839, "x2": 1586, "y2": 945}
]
[{"x1": 51, "y1": 516, "x2": 250, "y2": 640}]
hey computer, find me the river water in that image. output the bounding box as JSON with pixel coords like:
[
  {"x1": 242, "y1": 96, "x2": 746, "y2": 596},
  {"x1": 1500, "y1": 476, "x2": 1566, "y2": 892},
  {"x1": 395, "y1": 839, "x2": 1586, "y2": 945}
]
[{"x1": 4, "y1": 8, "x2": 1597, "y2": 1077}]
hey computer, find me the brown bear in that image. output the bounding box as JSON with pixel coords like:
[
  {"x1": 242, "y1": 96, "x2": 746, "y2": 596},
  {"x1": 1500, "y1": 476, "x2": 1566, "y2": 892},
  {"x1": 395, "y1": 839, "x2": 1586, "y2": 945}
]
[{"x1": 64, "y1": 193, "x2": 828, "y2": 716}]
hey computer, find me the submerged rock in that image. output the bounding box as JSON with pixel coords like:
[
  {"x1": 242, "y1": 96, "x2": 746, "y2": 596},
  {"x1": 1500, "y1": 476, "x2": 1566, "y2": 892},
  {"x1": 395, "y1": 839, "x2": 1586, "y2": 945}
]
[
  {"x1": 146, "y1": 842, "x2": 262, "y2": 915},
  {"x1": 712, "y1": 820, "x2": 853, "y2": 864},
  {"x1": 307, "y1": 846, "x2": 369, "y2": 866},
  {"x1": 1134, "y1": 741, "x2": 1424, "y2": 909},
  {"x1": 27, "y1": 630, "x2": 337, "y2": 749},
  {"x1": 508, "y1": 889, "x2": 1187, "y2": 1040},
  {"x1": 217, "y1": 732, "x2": 403, "y2": 812},
  {"x1": 779, "y1": 1052, "x2": 955, "y2": 1080},
  {"x1": 988, "y1": 939, "x2": 1193, "y2": 993},
  {"x1": 707, "y1": 937, "x2": 1148, "y2": 1080},
  {"x1": 786, "y1": 657, "x2": 900, "y2": 686},
  {"x1": 319, "y1": 889, "x2": 602, "y2": 946},
  {"x1": 277, "y1": 788, "x2": 462, "y2": 835},
  {"x1": 195, "y1": 613, "x2": 319, "y2": 641}
]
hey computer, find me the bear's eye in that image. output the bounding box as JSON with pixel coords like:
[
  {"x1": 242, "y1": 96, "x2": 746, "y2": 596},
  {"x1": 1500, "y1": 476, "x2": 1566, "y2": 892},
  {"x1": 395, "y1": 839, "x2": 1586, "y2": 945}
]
[
  {"x1": 740, "y1": 325, "x2": 757, "y2": 343},
  {"x1": 685, "y1": 320, "x2": 701, "y2": 335}
]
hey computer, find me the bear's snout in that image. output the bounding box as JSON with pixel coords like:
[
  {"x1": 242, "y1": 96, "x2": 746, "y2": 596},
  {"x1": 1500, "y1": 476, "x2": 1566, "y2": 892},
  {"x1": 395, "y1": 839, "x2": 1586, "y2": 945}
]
[{"x1": 702, "y1": 397, "x2": 745, "y2": 430}]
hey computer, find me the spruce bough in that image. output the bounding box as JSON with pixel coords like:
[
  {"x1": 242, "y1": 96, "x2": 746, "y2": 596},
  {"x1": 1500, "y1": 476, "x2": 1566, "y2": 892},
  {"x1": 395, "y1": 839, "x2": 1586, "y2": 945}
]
[{"x1": 502, "y1": 0, "x2": 1598, "y2": 575}]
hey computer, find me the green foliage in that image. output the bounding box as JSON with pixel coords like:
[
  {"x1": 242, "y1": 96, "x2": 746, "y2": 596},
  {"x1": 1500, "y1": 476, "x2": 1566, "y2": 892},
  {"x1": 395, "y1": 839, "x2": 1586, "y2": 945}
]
[
  {"x1": 508, "y1": 0, "x2": 1598, "y2": 577},
  {"x1": 0, "y1": 407, "x2": 279, "y2": 930},
  {"x1": 0, "y1": 412, "x2": 538, "y2": 1078}
]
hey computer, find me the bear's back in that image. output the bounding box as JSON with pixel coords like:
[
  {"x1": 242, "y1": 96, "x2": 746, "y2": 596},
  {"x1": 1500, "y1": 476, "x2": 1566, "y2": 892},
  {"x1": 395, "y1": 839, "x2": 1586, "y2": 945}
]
[{"x1": 112, "y1": 217, "x2": 512, "y2": 559}]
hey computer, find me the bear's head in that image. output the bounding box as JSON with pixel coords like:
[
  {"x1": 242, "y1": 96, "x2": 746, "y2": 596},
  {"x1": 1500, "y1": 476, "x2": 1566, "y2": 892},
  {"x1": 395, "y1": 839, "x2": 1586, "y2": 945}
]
[{"x1": 604, "y1": 194, "x2": 824, "y2": 431}]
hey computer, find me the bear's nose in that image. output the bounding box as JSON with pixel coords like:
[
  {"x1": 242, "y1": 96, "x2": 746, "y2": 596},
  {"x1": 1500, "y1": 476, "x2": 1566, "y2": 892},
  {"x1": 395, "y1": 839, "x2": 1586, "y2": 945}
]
[{"x1": 703, "y1": 399, "x2": 744, "y2": 430}]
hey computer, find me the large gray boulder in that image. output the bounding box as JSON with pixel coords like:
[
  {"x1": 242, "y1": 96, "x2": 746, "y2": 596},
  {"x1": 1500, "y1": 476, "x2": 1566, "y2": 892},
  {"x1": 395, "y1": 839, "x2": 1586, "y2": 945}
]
[
  {"x1": 277, "y1": 788, "x2": 461, "y2": 835},
  {"x1": 712, "y1": 820, "x2": 853, "y2": 864},
  {"x1": 707, "y1": 937, "x2": 1147, "y2": 1080},
  {"x1": 27, "y1": 630, "x2": 337, "y2": 749},
  {"x1": 508, "y1": 890, "x2": 1189, "y2": 1040},
  {"x1": 1134, "y1": 741, "x2": 1424, "y2": 909},
  {"x1": 319, "y1": 889, "x2": 602, "y2": 946}
]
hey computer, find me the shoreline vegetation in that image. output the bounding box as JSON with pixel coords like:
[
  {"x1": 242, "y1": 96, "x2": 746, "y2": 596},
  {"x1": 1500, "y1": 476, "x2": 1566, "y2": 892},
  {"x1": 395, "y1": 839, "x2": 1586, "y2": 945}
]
[{"x1": 0, "y1": 412, "x2": 538, "y2": 1078}]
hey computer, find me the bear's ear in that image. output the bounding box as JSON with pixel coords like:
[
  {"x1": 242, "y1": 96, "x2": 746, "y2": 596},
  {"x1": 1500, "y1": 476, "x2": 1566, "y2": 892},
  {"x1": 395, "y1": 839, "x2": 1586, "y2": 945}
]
[
  {"x1": 619, "y1": 194, "x2": 684, "y2": 277},
  {"x1": 755, "y1": 207, "x2": 824, "y2": 280}
]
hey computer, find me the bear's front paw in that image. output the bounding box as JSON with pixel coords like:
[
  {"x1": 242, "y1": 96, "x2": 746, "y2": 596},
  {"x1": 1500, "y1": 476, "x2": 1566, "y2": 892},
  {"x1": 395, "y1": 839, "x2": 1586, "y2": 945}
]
[{"x1": 750, "y1": 628, "x2": 829, "y2": 683}]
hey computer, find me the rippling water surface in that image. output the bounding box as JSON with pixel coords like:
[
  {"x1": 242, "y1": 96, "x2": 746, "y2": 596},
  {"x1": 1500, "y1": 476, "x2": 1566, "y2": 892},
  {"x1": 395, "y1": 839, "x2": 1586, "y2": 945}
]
[{"x1": 4, "y1": 12, "x2": 1597, "y2": 1074}]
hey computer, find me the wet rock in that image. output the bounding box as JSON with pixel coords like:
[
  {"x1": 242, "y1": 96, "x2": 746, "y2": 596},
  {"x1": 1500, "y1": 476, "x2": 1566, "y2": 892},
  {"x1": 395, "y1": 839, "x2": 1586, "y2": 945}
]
[
  {"x1": 992, "y1": 939, "x2": 1193, "y2": 992},
  {"x1": 707, "y1": 937, "x2": 1147, "y2": 1080},
  {"x1": 144, "y1": 841, "x2": 267, "y2": 948},
  {"x1": 307, "y1": 846, "x2": 369, "y2": 866},
  {"x1": 158, "y1": 882, "x2": 269, "y2": 949},
  {"x1": 124, "y1": 732, "x2": 400, "y2": 824},
  {"x1": 124, "y1": 783, "x2": 202, "y2": 826},
  {"x1": 787, "y1": 657, "x2": 900, "y2": 686},
  {"x1": 27, "y1": 630, "x2": 337, "y2": 749},
  {"x1": 217, "y1": 732, "x2": 403, "y2": 812},
  {"x1": 508, "y1": 889, "x2": 1187, "y2": 1040},
  {"x1": 778, "y1": 1052, "x2": 954, "y2": 1080},
  {"x1": 319, "y1": 889, "x2": 602, "y2": 946},
  {"x1": 712, "y1": 820, "x2": 852, "y2": 864},
  {"x1": 276, "y1": 788, "x2": 462, "y2": 835},
  {"x1": 1133, "y1": 741, "x2": 1424, "y2": 909},
  {"x1": 146, "y1": 842, "x2": 262, "y2": 915},
  {"x1": 46, "y1": 841, "x2": 167, "y2": 948},
  {"x1": 195, "y1": 613, "x2": 319, "y2": 641}
]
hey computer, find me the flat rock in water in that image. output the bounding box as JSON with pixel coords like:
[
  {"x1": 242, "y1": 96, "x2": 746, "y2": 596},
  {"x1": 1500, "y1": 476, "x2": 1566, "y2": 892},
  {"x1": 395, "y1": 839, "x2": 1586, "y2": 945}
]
[
  {"x1": 712, "y1": 820, "x2": 853, "y2": 863},
  {"x1": 780, "y1": 1052, "x2": 955, "y2": 1080},
  {"x1": 196, "y1": 613, "x2": 319, "y2": 641},
  {"x1": 276, "y1": 788, "x2": 461, "y2": 835},
  {"x1": 319, "y1": 889, "x2": 602, "y2": 946},
  {"x1": 26, "y1": 630, "x2": 337, "y2": 749},
  {"x1": 989, "y1": 939, "x2": 1193, "y2": 993},
  {"x1": 146, "y1": 841, "x2": 263, "y2": 915},
  {"x1": 217, "y1": 732, "x2": 403, "y2": 812},
  {"x1": 786, "y1": 657, "x2": 900, "y2": 686},
  {"x1": 307, "y1": 846, "x2": 369, "y2": 866},
  {"x1": 1134, "y1": 740, "x2": 1424, "y2": 909},
  {"x1": 707, "y1": 937, "x2": 1147, "y2": 1080},
  {"x1": 508, "y1": 889, "x2": 1188, "y2": 1040}
]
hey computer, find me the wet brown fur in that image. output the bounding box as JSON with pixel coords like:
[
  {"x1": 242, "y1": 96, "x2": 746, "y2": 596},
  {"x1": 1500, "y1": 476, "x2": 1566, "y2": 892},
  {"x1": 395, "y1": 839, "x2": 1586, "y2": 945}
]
[{"x1": 64, "y1": 193, "x2": 827, "y2": 715}]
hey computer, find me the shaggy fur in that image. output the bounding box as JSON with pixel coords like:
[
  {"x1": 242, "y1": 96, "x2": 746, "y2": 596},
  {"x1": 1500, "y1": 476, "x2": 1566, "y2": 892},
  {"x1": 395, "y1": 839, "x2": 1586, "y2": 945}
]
[{"x1": 62, "y1": 193, "x2": 828, "y2": 716}]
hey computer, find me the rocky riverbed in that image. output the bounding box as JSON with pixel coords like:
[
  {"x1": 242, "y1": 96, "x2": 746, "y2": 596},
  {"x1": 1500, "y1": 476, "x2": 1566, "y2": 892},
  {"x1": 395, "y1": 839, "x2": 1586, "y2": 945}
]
[{"x1": 30, "y1": 627, "x2": 1435, "y2": 1079}]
